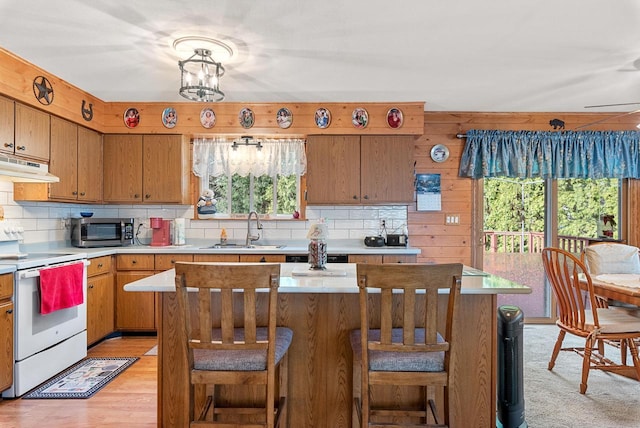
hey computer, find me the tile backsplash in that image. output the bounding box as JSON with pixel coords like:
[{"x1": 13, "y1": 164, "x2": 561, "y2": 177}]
[{"x1": 0, "y1": 182, "x2": 408, "y2": 245}]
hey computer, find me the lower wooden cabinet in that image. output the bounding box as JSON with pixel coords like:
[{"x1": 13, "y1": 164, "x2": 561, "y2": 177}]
[
  {"x1": 348, "y1": 254, "x2": 417, "y2": 264},
  {"x1": 86, "y1": 256, "x2": 114, "y2": 345},
  {"x1": 115, "y1": 254, "x2": 193, "y2": 332},
  {"x1": 116, "y1": 271, "x2": 156, "y2": 331},
  {"x1": 0, "y1": 273, "x2": 14, "y2": 393},
  {"x1": 239, "y1": 254, "x2": 286, "y2": 262},
  {"x1": 116, "y1": 254, "x2": 155, "y2": 331}
]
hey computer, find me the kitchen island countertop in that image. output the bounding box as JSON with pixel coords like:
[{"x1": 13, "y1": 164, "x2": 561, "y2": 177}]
[{"x1": 124, "y1": 263, "x2": 531, "y2": 295}]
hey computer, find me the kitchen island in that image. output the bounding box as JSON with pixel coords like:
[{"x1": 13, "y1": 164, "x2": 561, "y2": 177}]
[{"x1": 127, "y1": 263, "x2": 530, "y2": 427}]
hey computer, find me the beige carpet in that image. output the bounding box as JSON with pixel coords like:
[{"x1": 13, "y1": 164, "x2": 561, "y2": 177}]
[{"x1": 523, "y1": 324, "x2": 640, "y2": 427}]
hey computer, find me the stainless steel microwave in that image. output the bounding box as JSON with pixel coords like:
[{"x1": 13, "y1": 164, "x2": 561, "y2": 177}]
[{"x1": 70, "y1": 217, "x2": 134, "y2": 248}]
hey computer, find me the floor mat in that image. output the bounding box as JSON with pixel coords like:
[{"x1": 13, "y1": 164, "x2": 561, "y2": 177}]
[
  {"x1": 22, "y1": 357, "x2": 139, "y2": 399},
  {"x1": 144, "y1": 345, "x2": 158, "y2": 356}
]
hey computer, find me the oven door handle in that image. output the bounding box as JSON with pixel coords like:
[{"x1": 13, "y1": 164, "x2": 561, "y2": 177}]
[{"x1": 19, "y1": 259, "x2": 90, "y2": 279}]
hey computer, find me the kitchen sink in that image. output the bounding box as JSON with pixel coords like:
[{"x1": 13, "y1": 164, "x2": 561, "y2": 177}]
[{"x1": 202, "y1": 244, "x2": 285, "y2": 250}]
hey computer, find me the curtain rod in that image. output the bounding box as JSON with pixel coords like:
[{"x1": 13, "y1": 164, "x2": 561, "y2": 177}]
[{"x1": 456, "y1": 133, "x2": 466, "y2": 139}]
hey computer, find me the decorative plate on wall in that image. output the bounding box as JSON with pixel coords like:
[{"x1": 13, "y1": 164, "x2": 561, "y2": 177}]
[
  {"x1": 124, "y1": 107, "x2": 140, "y2": 128},
  {"x1": 276, "y1": 107, "x2": 293, "y2": 129},
  {"x1": 386, "y1": 107, "x2": 403, "y2": 129},
  {"x1": 315, "y1": 107, "x2": 331, "y2": 129},
  {"x1": 200, "y1": 108, "x2": 216, "y2": 128},
  {"x1": 352, "y1": 107, "x2": 368, "y2": 129},
  {"x1": 161, "y1": 107, "x2": 177, "y2": 129},
  {"x1": 239, "y1": 107, "x2": 254, "y2": 129},
  {"x1": 430, "y1": 144, "x2": 450, "y2": 163}
]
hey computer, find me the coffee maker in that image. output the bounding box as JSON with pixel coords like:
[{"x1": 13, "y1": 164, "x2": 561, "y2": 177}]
[{"x1": 150, "y1": 217, "x2": 171, "y2": 246}]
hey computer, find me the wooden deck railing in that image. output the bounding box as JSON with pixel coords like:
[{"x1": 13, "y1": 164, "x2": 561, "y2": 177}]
[{"x1": 484, "y1": 231, "x2": 592, "y2": 254}]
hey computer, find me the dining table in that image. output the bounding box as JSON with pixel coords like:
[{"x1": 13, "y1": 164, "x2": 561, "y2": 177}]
[{"x1": 590, "y1": 273, "x2": 640, "y2": 306}]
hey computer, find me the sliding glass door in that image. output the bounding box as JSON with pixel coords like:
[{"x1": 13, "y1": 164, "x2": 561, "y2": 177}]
[{"x1": 481, "y1": 177, "x2": 621, "y2": 321}]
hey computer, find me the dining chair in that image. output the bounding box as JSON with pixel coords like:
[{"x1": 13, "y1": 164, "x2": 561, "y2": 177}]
[
  {"x1": 174, "y1": 262, "x2": 292, "y2": 428},
  {"x1": 581, "y1": 242, "x2": 640, "y2": 361},
  {"x1": 350, "y1": 262, "x2": 463, "y2": 427},
  {"x1": 541, "y1": 247, "x2": 640, "y2": 394},
  {"x1": 582, "y1": 242, "x2": 640, "y2": 277}
]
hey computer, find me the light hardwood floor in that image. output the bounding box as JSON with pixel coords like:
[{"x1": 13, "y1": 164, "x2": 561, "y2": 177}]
[{"x1": 0, "y1": 336, "x2": 158, "y2": 428}]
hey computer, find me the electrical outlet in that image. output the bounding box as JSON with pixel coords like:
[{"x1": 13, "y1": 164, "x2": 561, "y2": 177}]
[{"x1": 445, "y1": 214, "x2": 460, "y2": 225}]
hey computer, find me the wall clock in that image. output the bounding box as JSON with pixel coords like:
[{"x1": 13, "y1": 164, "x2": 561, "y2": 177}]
[{"x1": 430, "y1": 144, "x2": 450, "y2": 163}]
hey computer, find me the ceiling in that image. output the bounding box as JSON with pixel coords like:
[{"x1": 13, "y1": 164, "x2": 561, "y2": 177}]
[{"x1": 1, "y1": 0, "x2": 640, "y2": 113}]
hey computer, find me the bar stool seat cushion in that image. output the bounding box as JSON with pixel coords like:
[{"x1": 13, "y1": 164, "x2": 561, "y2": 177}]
[
  {"x1": 194, "y1": 327, "x2": 294, "y2": 371},
  {"x1": 351, "y1": 328, "x2": 445, "y2": 372}
]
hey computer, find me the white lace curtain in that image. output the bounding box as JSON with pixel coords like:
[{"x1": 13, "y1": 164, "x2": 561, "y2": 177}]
[{"x1": 192, "y1": 137, "x2": 307, "y2": 178}]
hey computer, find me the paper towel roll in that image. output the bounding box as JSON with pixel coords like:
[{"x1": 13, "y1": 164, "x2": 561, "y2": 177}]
[{"x1": 173, "y1": 218, "x2": 186, "y2": 245}]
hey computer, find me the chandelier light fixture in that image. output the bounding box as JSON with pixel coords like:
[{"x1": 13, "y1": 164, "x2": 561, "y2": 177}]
[
  {"x1": 232, "y1": 136, "x2": 263, "y2": 151},
  {"x1": 178, "y1": 48, "x2": 225, "y2": 102}
]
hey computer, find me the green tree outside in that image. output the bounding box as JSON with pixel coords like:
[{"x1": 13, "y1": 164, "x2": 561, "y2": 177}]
[{"x1": 484, "y1": 178, "x2": 619, "y2": 252}]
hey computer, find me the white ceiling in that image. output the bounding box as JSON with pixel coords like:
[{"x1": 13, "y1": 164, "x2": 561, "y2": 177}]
[{"x1": 1, "y1": 0, "x2": 640, "y2": 112}]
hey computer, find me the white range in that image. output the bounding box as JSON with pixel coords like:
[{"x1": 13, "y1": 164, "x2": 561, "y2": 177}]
[{"x1": 0, "y1": 220, "x2": 88, "y2": 398}]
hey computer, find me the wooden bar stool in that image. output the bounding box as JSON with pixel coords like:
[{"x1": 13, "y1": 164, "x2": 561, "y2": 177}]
[
  {"x1": 350, "y1": 263, "x2": 463, "y2": 427},
  {"x1": 174, "y1": 262, "x2": 292, "y2": 427}
]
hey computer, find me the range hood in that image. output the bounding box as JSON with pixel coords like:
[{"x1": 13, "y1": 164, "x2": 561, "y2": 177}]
[{"x1": 0, "y1": 155, "x2": 59, "y2": 183}]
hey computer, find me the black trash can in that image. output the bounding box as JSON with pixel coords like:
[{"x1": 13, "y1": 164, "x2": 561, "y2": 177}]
[{"x1": 497, "y1": 305, "x2": 527, "y2": 428}]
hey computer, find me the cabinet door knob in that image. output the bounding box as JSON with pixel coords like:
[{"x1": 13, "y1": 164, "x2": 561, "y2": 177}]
[
  {"x1": 145, "y1": 194, "x2": 151, "y2": 199},
  {"x1": 363, "y1": 195, "x2": 369, "y2": 199},
  {"x1": 6, "y1": 309, "x2": 13, "y2": 314},
  {"x1": 89, "y1": 284, "x2": 94, "y2": 289},
  {"x1": 4, "y1": 143, "x2": 14, "y2": 148},
  {"x1": 97, "y1": 263, "x2": 103, "y2": 268},
  {"x1": 353, "y1": 195, "x2": 358, "y2": 199},
  {"x1": 16, "y1": 145, "x2": 26, "y2": 151},
  {"x1": 134, "y1": 194, "x2": 140, "y2": 199},
  {"x1": 132, "y1": 260, "x2": 137, "y2": 264},
  {"x1": 72, "y1": 191, "x2": 78, "y2": 196},
  {"x1": 260, "y1": 257, "x2": 266, "y2": 263},
  {"x1": 80, "y1": 192, "x2": 86, "y2": 196}
]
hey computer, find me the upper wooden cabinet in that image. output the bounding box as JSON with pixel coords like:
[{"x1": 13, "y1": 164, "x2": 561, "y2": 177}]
[
  {"x1": 49, "y1": 116, "x2": 78, "y2": 201},
  {"x1": 0, "y1": 96, "x2": 15, "y2": 154},
  {"x1": 14, "y1": 118, "x2": 103, "y2": 203},
  {"x1": 103, "y1": 134, "x2": 190, "y2": 204},
  {"x1": 306, "y1": 135, "x2": 415, "y2": 204},
  {"x1": 0, "y1": 97, "x2": 50, "y2": 162},
  {"x1": 13, "y1": 103, "x2": 50, "y2": 161},
  {"x1": 76, "y1": 126, "x2": 103, "y2": 202}
]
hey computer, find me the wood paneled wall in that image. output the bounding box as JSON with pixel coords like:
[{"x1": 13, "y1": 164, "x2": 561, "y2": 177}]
[
  {"x1": 0, "y1": 48, "x2": 105, "y2": 130},
  {"x1": 417, "y1": 111, "x2": 640, "y2": 266}
]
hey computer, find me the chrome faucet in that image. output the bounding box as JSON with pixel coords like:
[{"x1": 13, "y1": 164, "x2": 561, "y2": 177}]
[{"x1": 246, "y1": 211, "x2": 262, "y2": 246}]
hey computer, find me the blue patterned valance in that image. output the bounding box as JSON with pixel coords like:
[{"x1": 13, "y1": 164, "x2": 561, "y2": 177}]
[{"x1": 458, "y1": 129, "x2": 640, "y2": 179}]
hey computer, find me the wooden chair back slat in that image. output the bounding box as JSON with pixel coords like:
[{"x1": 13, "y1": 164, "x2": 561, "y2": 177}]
[
  {"x1": 403, "y1": 288, "x2": 416, "y2": 344},
  {"x1": 380, "y1": 289, "x2": 393, "y2": 344}
]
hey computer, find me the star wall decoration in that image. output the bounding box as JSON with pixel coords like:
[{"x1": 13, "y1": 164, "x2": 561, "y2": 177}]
[{"x1": 33, "y1": 76, "x2": 54, "y2": 105}]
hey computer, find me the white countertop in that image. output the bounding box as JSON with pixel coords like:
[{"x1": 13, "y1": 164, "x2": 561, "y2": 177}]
[
  {"x1": 123, "y1": 263, "x2": 532, "y2": 295},
  {"x1": 23, "y1": 240, "x2": 421, "y2": 258}
]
